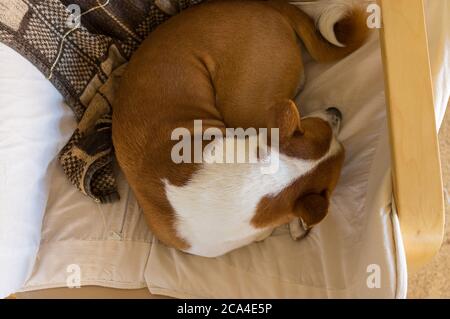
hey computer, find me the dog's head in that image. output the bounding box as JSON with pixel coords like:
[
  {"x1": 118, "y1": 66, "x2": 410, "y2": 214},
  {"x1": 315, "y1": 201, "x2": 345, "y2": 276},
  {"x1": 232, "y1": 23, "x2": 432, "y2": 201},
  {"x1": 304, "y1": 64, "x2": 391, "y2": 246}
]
[
  {"x1": 253, "y1": 102, "x2": 345, "y2": 229},
  {"x1": 291, "y1": 106, "x2": 344, "y2": 228}
]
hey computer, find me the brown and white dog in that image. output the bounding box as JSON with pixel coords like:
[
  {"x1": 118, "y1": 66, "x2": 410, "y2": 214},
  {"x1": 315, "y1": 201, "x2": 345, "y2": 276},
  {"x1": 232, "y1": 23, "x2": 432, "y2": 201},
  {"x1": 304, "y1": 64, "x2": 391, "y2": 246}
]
[{"x1": 112, "y1": 0, "x2": 368, "y2": 257}]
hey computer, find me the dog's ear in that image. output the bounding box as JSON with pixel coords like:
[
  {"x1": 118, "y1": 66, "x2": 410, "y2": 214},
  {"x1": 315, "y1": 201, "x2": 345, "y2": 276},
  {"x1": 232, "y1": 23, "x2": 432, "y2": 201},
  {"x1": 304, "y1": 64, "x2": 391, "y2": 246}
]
[
  {"x1": 293, "y1": 191, "x2": 329, "y2": 227},
  {"x1": 269, "y1": 100, "x2": 303, "y2": 141}
]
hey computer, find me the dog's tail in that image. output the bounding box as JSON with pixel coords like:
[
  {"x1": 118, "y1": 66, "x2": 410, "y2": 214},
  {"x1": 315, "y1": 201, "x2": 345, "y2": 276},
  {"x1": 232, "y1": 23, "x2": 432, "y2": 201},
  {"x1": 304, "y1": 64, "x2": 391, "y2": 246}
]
[{"x1": 267, "y1": 0, "x2": 369, "y2": 63}]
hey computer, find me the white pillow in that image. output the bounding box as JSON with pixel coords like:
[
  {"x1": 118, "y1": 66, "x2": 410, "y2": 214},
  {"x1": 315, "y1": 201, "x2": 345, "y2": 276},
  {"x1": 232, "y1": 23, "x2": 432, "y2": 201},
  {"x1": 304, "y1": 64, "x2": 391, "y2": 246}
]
[{"x1": 0, "y1": 42, "x2": 75, "y2": 297}]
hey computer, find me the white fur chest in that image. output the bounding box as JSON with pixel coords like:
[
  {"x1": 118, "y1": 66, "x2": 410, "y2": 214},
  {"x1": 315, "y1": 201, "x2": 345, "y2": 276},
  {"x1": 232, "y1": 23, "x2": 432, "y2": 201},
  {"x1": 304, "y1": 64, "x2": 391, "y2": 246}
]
[{"x1": 163, "y1": 136, "x2": 341, "y2": 257}]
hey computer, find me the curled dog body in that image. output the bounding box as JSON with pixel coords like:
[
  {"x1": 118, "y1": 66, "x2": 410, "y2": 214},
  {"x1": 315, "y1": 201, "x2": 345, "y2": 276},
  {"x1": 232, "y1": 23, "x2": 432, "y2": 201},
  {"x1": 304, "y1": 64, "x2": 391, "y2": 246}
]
[{"x1": 112, "y1": 0, "x2": 368, "y2": 257}]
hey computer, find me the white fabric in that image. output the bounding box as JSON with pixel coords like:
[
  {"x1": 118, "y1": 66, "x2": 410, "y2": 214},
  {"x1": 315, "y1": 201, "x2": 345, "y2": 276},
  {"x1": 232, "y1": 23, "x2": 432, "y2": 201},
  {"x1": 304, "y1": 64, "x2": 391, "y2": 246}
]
[
  {"x1": 0, "y1": 43, "x2": 75, "y2": 297},
  {"x1": 0, "y1": 0, "x2": 448, "y2": 298},
  {"x1": 21, "y1": 162, "x2": 153, "y2": 291}
]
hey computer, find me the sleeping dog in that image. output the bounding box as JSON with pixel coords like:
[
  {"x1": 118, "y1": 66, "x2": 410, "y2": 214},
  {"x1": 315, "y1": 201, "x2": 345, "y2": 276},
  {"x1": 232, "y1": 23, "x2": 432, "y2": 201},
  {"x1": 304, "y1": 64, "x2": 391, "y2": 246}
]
[{"x1": 112, "y1": 0, "x2": 368, "y2": 257}]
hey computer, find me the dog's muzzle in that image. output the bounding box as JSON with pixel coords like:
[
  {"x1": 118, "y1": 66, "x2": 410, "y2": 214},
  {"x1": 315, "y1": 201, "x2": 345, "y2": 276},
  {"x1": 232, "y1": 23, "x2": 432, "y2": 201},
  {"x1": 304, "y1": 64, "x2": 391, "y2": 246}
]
[{"x1": 325, "y1": 107, "x2": 342, "y2": 134}]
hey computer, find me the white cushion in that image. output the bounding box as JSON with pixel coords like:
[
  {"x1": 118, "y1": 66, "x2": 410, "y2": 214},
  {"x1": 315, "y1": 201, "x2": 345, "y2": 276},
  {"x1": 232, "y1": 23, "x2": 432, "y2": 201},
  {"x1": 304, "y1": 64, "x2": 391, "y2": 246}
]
[{"x1": 0, "y1": 42, "x2": 75, "y2": 297}]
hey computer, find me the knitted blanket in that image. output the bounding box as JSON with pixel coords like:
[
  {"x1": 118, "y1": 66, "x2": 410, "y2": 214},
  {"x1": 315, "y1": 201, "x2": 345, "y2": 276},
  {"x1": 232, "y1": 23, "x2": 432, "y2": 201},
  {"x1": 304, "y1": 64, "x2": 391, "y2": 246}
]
[{"x1": 0, "y1": 0, "x2": 204, "y2": 203}]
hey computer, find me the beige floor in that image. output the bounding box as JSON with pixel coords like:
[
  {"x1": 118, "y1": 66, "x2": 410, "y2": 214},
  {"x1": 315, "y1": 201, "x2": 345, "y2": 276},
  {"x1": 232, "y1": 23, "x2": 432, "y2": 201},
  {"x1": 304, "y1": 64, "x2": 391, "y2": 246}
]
[{"x1": 408, "y1": 104, "x2": 450, "y2": 298}]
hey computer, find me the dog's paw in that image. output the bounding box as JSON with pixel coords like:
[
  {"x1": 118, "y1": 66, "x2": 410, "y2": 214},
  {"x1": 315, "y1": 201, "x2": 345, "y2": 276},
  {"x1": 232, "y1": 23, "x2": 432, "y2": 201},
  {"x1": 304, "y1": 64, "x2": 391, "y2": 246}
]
[{"x1": 289, "y1": 218, "x2": 310, "y2": 241}]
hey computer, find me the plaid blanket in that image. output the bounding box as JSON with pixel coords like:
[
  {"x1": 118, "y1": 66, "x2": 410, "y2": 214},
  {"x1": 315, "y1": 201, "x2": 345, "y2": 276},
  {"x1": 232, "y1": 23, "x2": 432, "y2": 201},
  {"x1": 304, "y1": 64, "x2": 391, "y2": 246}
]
[{"x1": 0, "y1": 0, "x2": 204, "y2": 203}]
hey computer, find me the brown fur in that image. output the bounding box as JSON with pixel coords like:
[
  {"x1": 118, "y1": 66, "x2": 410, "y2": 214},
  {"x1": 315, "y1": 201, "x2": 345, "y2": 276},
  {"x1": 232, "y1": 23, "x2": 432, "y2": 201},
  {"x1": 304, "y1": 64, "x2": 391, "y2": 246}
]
[{"x1": 112, "y1": 0, "x2": 368, "y2": 251}]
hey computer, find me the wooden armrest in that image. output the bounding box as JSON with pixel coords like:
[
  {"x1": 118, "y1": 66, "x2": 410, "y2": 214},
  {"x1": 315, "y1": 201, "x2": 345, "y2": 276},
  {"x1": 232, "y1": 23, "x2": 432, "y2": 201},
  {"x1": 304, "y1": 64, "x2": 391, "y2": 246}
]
[{"x1": 378, "y1": 0, "x2": 445, "y2": 273}]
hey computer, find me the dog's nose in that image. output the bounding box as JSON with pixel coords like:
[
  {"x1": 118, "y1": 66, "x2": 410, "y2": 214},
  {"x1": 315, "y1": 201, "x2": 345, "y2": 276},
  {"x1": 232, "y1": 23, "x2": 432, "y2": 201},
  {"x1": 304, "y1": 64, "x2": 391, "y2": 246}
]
[
  {"x1": 326, "y1": 107, "x2": 342, "y2": 122},
  {"x1": 325, "y1": 107, "x2": 342, "y2": 133}
]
